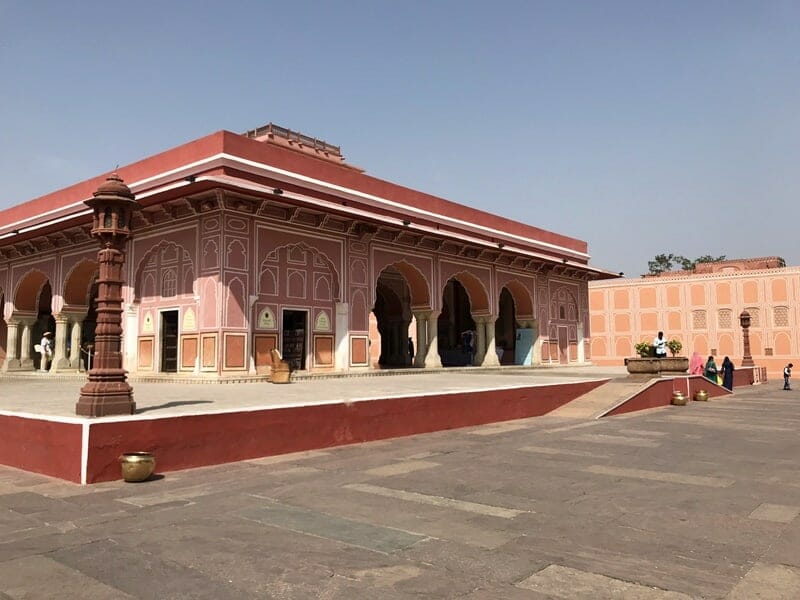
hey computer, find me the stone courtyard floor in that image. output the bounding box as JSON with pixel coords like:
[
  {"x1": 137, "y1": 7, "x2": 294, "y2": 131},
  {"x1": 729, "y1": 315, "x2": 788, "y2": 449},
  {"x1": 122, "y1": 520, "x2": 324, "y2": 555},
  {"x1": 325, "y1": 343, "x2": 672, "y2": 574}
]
[{"x1": 0, "y1": 374, "x2": 799, "y2": 598}]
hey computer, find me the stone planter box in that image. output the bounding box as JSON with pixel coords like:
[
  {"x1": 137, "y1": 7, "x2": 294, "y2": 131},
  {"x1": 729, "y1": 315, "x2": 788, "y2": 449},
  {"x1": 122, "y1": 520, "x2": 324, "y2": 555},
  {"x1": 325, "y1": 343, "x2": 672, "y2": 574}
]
[{"x1": 625, "y1": 357, "x2": 689, "y2": 376}]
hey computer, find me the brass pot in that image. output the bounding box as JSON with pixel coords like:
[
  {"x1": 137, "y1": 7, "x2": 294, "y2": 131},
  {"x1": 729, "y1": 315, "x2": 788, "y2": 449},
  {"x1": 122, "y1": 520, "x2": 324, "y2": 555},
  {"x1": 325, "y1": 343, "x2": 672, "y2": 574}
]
[
  {"x1": 693, "y1": 389, "x2": 709, "y2": 402},
  {"x1": 119, "y1": 452, "x2": 155, "y2": 482},
  {"x1": 671, "y1": 391, "x2": 688, "y2": 406}
]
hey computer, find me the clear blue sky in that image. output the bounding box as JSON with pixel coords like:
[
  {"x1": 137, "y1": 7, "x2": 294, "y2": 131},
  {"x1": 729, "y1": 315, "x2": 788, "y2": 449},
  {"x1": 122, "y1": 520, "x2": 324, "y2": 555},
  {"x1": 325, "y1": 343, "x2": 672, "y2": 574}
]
[{"x1": 2, "y1": 1, "x2": 798, "y2": 277}]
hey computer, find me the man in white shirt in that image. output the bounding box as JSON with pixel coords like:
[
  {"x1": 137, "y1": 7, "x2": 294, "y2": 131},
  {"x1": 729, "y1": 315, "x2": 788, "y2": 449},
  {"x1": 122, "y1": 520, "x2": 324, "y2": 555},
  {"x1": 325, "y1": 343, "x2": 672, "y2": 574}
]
[
  {"x1": 40, "y1": 332, "x2": 54, "y2": 372},
  {"x1": 653, "y1": 331, "x2": 668, "y2": 359}
]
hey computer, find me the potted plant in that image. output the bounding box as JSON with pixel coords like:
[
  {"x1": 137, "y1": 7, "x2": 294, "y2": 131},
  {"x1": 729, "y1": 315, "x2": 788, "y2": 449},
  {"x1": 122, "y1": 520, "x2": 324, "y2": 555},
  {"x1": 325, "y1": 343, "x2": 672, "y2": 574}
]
[
  {"x1": 667, "y1": 339, "x2": 683, "y2": 356},
  {"x1": 634, "y1": 341, "x2": 651, "y2": 358}
]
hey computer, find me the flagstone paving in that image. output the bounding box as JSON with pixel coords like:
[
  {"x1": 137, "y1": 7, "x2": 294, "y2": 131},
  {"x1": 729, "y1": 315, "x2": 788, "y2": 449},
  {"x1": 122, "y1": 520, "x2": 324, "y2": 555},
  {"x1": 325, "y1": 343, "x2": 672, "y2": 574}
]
[{"x1": 0, "y1": 378, "x2": 798, "y2": 598}]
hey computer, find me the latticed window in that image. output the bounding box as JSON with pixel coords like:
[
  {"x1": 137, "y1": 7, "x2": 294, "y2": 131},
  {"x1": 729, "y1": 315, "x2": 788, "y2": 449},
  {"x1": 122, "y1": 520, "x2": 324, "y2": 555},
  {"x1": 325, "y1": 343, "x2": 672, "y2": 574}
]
[
  {"x1": 774, "y1": 306, "x2": 789, "y2": 328},
  {"x1": 746, "y1": 308, "x2": 760, "y2": 327},
  {"x1": 692, "y1": 310, "x2": 707, "y2": 329},
  {"x1": 718, "y1": 309, "x2": 732, "y2": 329},
  {"x1": 161, "y1": 269, "x2": 177, "y2": 298}
]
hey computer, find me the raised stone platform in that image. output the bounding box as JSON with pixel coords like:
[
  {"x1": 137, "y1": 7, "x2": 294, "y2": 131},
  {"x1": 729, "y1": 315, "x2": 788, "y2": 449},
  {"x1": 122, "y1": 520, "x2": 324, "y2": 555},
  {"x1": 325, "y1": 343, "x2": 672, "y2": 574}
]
[{"x1": 0, "y1": 367, "x2": 623, "y2": 483}]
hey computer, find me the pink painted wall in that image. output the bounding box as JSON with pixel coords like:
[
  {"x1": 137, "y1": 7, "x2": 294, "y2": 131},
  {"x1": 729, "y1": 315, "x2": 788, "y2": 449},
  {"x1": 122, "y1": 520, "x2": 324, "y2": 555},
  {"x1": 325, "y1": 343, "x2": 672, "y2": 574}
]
[{"x1": 590, "y1": 267, "x2": 800, "y2": 378}]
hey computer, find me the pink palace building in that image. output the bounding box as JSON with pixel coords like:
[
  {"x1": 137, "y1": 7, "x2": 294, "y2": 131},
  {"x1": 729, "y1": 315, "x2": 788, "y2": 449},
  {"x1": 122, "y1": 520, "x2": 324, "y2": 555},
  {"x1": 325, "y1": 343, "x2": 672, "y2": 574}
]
[
  {"x1": 589, "y1": 257, "x2": 796, "y2": 377},
  {"x1": 0, "y1": 124, "x2": 616, "y2": 378}
]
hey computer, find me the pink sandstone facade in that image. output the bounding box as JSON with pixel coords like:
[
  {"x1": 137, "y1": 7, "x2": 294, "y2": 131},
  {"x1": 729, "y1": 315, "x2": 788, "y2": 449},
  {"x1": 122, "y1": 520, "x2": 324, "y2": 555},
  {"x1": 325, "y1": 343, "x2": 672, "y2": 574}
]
[
  {"x1": 589, "y1": 257, "x2": 797, "y2": 377},
  {"x1": 0, "y1": 124, "x2": 615, "y2": 377}
]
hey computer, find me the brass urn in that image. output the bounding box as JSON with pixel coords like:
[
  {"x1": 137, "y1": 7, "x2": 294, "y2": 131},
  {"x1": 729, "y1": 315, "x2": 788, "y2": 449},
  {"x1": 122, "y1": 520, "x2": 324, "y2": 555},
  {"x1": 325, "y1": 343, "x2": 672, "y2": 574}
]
[
  {"x1": 119, "y1": 452, "x2": 155, "y2": 482},
  {"x1": 671, "y1": 391, "x2": 688, "y2": 406},
  {"x1": 693, "y1": 390, "x2": 709, "y2": 402}
]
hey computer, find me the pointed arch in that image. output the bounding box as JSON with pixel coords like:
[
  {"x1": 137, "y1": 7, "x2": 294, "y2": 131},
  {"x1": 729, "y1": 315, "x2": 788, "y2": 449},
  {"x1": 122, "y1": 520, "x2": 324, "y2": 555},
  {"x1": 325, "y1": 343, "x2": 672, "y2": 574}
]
[
  {"x1": 14, "y1": 269, "x2": 50, "y2": 313},
  {"x1": 500, "y1": 279, "x2": 534, "y2": 319},
  {"x1": 448, "y1": 270, "x2": 489, "y2": 314},
  {"x1": 63, "y1": 259, "x2": 99, "y2": 307},
  {"x1": 376, "y1": 260, "x2": 430, "y2": 309},
  {"x1": 134, "y1": 241, "x2": 195, "y2": 302},
  {"x1": 259, "y1": 241, "x2": 340, "y2": 301}
]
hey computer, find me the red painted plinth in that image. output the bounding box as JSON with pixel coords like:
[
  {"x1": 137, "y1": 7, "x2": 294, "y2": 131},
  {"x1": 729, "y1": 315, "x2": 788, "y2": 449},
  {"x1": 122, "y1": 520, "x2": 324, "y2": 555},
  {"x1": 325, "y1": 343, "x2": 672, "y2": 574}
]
[
  {"x1": 0, "y1": 415, "x2": 83, "y2": 482},
  {"x1": 2, "y1": 380, "x2": 607, "y2": 484}
]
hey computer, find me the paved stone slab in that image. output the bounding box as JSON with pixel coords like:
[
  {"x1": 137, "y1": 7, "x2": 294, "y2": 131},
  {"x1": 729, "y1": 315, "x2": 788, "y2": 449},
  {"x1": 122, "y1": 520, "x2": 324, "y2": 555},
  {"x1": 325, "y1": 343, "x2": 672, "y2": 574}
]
[
  {"x1": 344, "y1": 482, "x2": 527, "y2": 519},
  {"x1": 363, "y1": 460, "x2": 440, "y2": 477},
  {"x1": 239, "y1": 496, "x2": 428, "y2": 554},
  {"x1": 567, "y1": 433, "x2": 661, "y2": 447},
  {"x1": 727, "y1": 563, "x2": 800, "y2": 599},
  {"x1": 748, "y1": 503, "x2": 800, "y2": 523},
  {"x1": 584, "y1": 464, "x2": 736, "y2": 488},
  {"x1": 0, "y1": 555, "x2": 136, "y2": 600},
  {"x1": 518, "y1": 445, "x2": 608, "y2": 458},
  {"x1": 50, "y1": 538, "x2": 251, "y2": 600},
  {"x1": 518, "y1": 564, "x2": 692, "y2": 599}
]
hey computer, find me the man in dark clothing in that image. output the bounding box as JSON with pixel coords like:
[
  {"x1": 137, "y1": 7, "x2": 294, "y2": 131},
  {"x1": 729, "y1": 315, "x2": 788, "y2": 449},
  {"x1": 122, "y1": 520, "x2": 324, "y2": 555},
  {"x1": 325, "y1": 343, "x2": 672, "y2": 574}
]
[{"x1": 784, "y1": 363, "x2": 793, "y2": 390}]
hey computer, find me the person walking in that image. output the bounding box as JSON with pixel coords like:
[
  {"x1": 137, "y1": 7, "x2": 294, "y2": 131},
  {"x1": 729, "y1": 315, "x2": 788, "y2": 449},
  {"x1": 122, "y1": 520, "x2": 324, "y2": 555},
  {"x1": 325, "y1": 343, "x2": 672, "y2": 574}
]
[
  {"x1": 704, "y1": 356, "x2": 718, "y2": 384},
  {"x1": 784, "y1": 363, "x2": 793, "y2": 390},
  {"x1": 721, "y1": 356, "x2": 735, "y2": 391},
  {"x1": 653, "y1": 331, "x2": 668, "y2": 359}
]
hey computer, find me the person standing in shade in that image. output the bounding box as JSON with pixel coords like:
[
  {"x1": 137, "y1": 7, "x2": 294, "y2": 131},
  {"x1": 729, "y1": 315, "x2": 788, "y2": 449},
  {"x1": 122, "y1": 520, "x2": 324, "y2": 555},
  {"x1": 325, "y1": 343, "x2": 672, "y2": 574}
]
[
  {"x1": 721, "y1": 356, "x2": 735, "y2": 391},
  {"x1": 39, "y1": 332, "x2": 54, "y2": 372},
  {"x1": 704, "y1": 356, "x2": 718, "y2": 383},
  {"x1": 784, "y1": 363, "x2": 793, "y2": 390},
  {"x1": 653, "y1": 331, "x2": 668, "y2": 359}
]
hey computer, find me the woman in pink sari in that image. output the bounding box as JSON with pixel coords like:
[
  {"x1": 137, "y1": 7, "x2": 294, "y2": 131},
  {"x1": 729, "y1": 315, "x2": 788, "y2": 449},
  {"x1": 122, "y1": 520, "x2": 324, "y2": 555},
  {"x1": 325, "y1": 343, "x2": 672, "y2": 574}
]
[{"x1": 690, "y1": 352, "x2": 704, "y2": 375}]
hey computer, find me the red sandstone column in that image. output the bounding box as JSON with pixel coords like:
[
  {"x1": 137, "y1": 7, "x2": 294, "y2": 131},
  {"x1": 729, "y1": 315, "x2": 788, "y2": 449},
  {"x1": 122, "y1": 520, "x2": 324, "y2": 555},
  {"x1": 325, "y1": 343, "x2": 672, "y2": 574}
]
[
  {"x1": 76, "y1": 174, "x2": 139, "y2": 417},
  {"x1": 739, "y1": 310, "x2": 755, "y2": 367}
]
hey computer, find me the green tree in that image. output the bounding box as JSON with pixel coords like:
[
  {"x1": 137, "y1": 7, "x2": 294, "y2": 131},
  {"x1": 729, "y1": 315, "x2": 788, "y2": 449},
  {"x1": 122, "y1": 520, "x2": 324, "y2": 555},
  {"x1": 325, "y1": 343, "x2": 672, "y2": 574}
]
[
  {"x1": 645, "y1": 254, "x2": 726, "y2": 275},
  {"x1": 647, "y1": 253, "x2": 692, "y2": 275}
]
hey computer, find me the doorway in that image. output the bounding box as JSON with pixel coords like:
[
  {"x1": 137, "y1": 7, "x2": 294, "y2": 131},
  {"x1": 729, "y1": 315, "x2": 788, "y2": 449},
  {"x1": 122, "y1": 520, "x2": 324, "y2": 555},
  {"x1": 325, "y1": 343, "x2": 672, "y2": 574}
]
[
  {"x1": 558, "y1": 326, "x2": 569, "y2": 364},
  {"x1": 160, "y1": 310, "x2": 179, "y2": 372},
  {"x1": 282, "y1": 310, "x2": 307, "y2": 371}
]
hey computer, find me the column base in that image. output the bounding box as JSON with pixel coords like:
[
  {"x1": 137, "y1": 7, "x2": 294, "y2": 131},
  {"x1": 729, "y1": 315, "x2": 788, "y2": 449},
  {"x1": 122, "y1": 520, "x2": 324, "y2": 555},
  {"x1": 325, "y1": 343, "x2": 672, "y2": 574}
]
[
  {"x1": 481, "y1": 354, "x2": 501, "y2": 367},
  {"x1": 52, "y1": 358, "x2": 73, "y2": 372},
  {"x1": 76, "y1": 381, "x2": 136, "y2": 417}
]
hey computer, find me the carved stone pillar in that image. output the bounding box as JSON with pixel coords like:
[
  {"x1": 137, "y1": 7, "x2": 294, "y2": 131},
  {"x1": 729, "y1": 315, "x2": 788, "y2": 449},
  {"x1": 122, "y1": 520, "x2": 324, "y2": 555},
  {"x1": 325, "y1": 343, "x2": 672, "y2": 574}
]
[
  {"x1": 70, "y1": 321, "x2": 82, "y2": 369},
  {"x1": 740, "y1": 311, "x2": 755, "y2": 367},
  {"x1": 474, "y1": 316, "x2": 487, "y2": 365},
  {"x1": 2, "y1": 319, "x2": 21, "y2": 371},
  {"x1": 76, "y1": 174, "x2": 138, "y2": 417},
  {"x1": 481, "y1": 316, "x2": 501, "y2": 367},
  {"x1": 20, "y1": 322, "x2": 34, "y2": 369},
  {"x1": 413, "y1": 311, "x2": 428, "y2": 368},
  {"x1": 53, "y1": 315, "x2": 70, "y2": 371},
  {"x1": 424, "y1": 311, "x2": 442, "y2": 368}
]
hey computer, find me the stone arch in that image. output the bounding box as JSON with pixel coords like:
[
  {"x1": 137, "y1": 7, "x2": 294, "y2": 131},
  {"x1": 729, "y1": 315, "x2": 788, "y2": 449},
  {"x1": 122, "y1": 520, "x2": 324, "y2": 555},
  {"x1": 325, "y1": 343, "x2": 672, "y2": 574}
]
[
  {"x1": 500, "y1": 279, "x2": 534, "y2": 319},
  {"x1": 373, "y1": 265, "x2": 415, "y2": 368},
  {"x1": 447, "y1": 270, "x2": 489, "y2": 314},
  {"x1": 63, "y1": 259, "x2": 99, "y2": 307},
  {"x1": 260, "y1": 241, "x2": 340, "y2": 301},
  {"x1": 718, "y1": 333, "x2": 734, "y2": 357},
  {"x1": 774, "y1": 331, "x2": 791, "y2": 356},
  {"x1": 376, "y1": 261, "x2": 430, "y2": 310},
  {"x1": 133, "y1": 241, "x2": 195, "y2": 303},
  {"x1": 592, "y1": 337, "x2": 607, "y2": 359},
  {"x1": 691, "y1": 334, "x2": 709, "y2": 357},
  {"x1": 14, "y1": 269, "x2": 50, "y2": 313}
]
